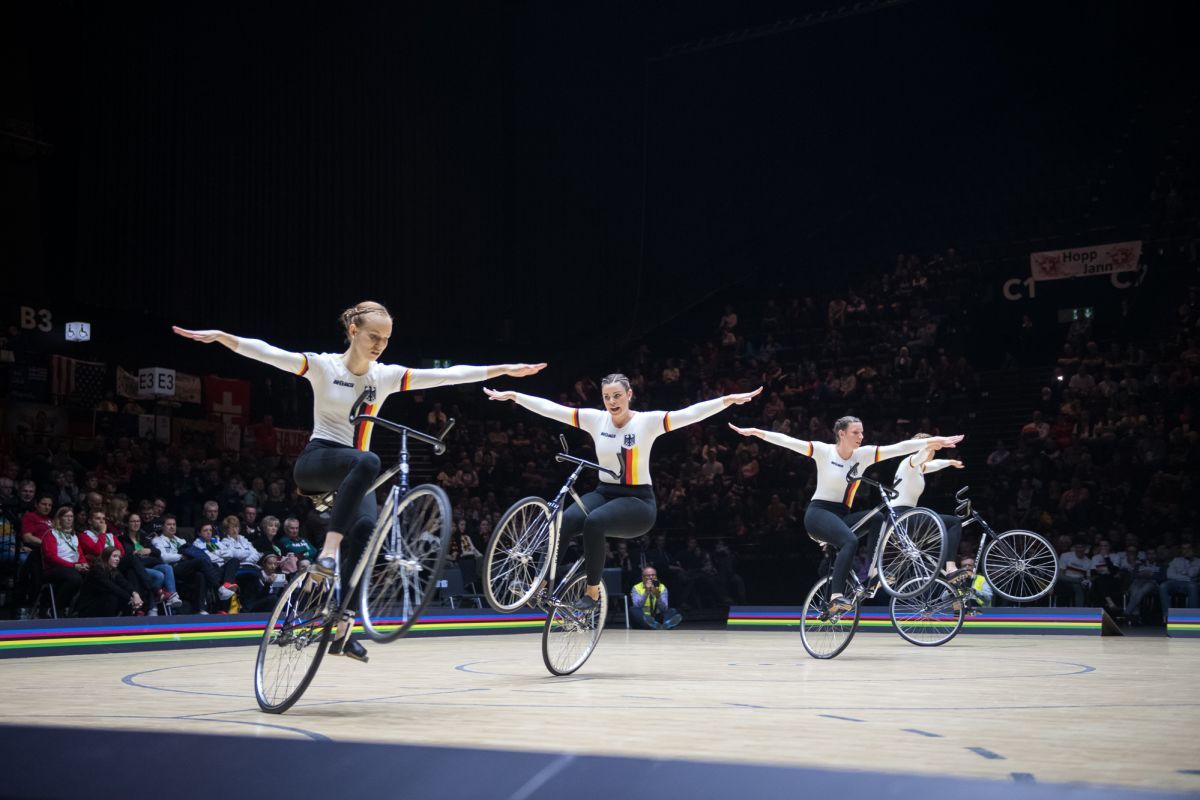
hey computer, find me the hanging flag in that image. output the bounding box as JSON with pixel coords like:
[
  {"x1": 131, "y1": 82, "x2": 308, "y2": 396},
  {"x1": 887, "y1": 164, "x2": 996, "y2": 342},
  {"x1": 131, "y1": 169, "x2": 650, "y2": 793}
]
[
  {"x1": 50, "y1": 355, "x2": 107, "y2": 409},
  {"x1": 204, "y1": 375, "x2": 251, "y2": 425}
]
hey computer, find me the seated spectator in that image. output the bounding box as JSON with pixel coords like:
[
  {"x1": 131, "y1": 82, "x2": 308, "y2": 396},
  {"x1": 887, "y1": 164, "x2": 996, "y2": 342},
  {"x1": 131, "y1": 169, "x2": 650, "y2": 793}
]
[
  {"x1": 119, "y1": 512, "x2": 181, "y2": 610},
  {"x1": 153, "y1": 516, "x2": 229, "y2": 613},
  {"x1": 1117, "y1": 545, "x2": 1158, "y2": 624},
  {"x1": 239, "y1": 504, "x2": 261, "y2": 543},
  {"x1": 41, "y1": 506, "x2": 88, "y2": 611},
  {"x1": 1159, "y1": 542, "x2": 1199, "y2": 615},
  {"x1": 76, "y1": 546, "x2": 144, "y2": 617},
  {"x1": 188, "y1": 522, "x2": 242, "y2": 602},
  {"x1": 960, "y1": 555, "x2": 993, "y2": 607},
  {"x1": 80, "y1": 509, "x2": 164, "y2": 609},
  {"x1": 239, "y1": 553, "x2": 287, "y2": 611},
  {"x1": 1087, "y1": 539, "x2": 1121, "y2": 614},
  {"x1": 220, "y1": 514, "x2": 262, "y2": 570},
  {"x1": 277, "y1": 517, "x2": 317, "y2": 568},
  {"x1": 21, "y1": 493, "x2": 53, "y2": 552},
  {"x1": 454, "y1": 529, "x2": 481, "y2": 561},
  {"x1": 1056, "y1": 540, "x2": 1091, "y2": 607},
  {"x1": 630, "y1": 566, "x2": 681, "y2": 630},
  {"x1": 253, "y1": 515, "x2": 283, "y2": 558}
]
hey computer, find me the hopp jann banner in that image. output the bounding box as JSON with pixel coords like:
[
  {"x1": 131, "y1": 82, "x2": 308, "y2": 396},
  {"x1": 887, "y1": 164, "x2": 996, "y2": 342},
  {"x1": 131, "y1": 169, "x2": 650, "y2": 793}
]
[{"x1": 1029, "y1": 240, "x2": 1141, "y2": 282}]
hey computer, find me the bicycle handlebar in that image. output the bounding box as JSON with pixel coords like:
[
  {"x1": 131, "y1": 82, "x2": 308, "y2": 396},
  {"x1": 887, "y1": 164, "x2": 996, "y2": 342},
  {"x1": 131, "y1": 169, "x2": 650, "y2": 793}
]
[
  {"x1": 845, "y1": 464, "x2": 899, "y2": 500},
  {"x1": 348, "y1": 389, "x2": 454, "y2": 455},
  {"x1": 555, "y1": 452, "x2": 619, "y2": 480}
]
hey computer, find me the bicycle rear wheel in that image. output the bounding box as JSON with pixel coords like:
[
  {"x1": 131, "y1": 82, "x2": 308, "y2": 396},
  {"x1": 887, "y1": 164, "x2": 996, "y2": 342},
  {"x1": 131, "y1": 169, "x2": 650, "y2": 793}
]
[
  {"x1": 800, "y1": 576, "x2": 861, "y2": 659},
  {"x1": 484, "y1": 497, "x2": 553, "y2": 612},
  {"x1": 877, "y1": 508, "x2": 946, "y2": 598},
  {"x1": 542, "y1": 573, "x2": 607, "y2": 676},
  {"x1": 890, "y1": 576, "x2": 964, "y2": 646},
  {"x1": 982, "y1": 529, "x2": 1058, "y2": 602},
  {"x1": 360, "y1": 484, "x2": 453, "y2": 642},
  {"x1": 254, "y1": 573, "x2": 336, "y2": 714}
]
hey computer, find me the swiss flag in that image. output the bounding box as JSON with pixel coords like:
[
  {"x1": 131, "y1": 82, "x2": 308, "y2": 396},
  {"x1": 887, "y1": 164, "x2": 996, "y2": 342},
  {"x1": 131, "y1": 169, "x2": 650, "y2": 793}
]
[{"x1": 204, "y1": 376, "x2": 251, "y2": 425}]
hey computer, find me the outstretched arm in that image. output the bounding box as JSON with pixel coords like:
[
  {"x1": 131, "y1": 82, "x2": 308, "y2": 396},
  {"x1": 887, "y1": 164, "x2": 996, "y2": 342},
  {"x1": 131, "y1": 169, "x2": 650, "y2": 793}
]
[
  {"x1": 664, "y1": 387, "x2": 762, "y2": 432},
  {"x1": 485, "y1": 388, "x2": 590, "y2": 428},
  {"x1": 922, "y1": 458, "x2": 964, "y2": 474},
  {"x1": 172, "y1": 327, "x2": 306, "y2": 375},
  {"x1": 728, "y1": 424, "x2": 816, "y2": 458},
  {"x1": 874, "y1": 434, "x2": 964, "y2": 461},
  {"x1": 401, "y1": 363, "x2": 546, "y2": 392}
]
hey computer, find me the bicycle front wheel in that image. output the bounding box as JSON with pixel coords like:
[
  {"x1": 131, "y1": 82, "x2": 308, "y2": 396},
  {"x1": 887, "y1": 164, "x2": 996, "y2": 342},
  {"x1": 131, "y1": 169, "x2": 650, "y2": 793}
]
[
  {"x1": 359, "y1": 484, "x2": 453, "y2": 642},
  {"x1": 800, "y1": 576, "x2": 860, "y2": 659},
  {"x1": 542, "y1": 574, "x2": 607, "y2": 676},
  {"x1": 254, "y1": 573, "x2": 336, "y2": 714},
  {"x1": 982, "y1": 529, "x2": 1058, "y2": 603},
  {"x1": 484, "y1": 497, "x2": 553, "y2": 612},
  {"x1": 877, "y1": 508, "x2": 946, "y2": 598},
  {"x1": 890, "y1": 576, "x2": 965, "y2": 646}
]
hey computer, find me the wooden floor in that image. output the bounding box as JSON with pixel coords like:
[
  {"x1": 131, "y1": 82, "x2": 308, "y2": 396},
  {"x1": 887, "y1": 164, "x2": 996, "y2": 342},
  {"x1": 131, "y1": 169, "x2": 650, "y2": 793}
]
[{"x1": 2, "y1": 630, "x2": 1197, "y2": 792}]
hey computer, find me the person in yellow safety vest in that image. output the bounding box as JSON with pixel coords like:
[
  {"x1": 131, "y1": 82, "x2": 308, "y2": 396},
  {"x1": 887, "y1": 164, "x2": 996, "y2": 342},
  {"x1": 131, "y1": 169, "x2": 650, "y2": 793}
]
[
  {"x1": 960, "y1": 555, "x2": 993, "y2": 607},
  {"x1": 630, "y1": 566, "x2": 682, "y2": 629}
]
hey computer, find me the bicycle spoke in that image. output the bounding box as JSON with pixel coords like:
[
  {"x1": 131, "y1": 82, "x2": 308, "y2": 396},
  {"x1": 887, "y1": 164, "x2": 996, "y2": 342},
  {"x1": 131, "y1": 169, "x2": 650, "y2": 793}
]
[
  {"x1": 361, "y1": 486, "x2": 451, "y2": 642},
  {"x1": 982, "y1": 530, "x2": 1058, "y2": 603},
  {"x1": 542, "y1": 575, "x2": 606, "y2": 675}
]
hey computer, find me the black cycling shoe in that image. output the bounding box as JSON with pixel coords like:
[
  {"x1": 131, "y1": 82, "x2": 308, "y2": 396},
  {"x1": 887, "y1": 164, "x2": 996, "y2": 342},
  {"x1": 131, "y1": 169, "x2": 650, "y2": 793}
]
[
  {"x1": 572, "y1": 594, "x2": 599, "y2": 612},
  {"x1": 827, "y1": 594, "x2": 856, "y2": 614},
  {"x1": 944, "y1": 568, "x2": 972, "y2": 587},
  {"x1": 307, "y1": 556, "x2": 336, "y2": 580},
  {"x1": 329, "y1": 636, "x2": 369, "y2": 663}
]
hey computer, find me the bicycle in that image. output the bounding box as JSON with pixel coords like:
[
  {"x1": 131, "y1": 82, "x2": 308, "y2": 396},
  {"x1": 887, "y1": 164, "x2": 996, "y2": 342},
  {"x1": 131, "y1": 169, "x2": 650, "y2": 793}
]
[
  {"x1": 799, "y1": 464, "x2": 947, "y2": 659},
  {"x1": 482, "y1": 436, "x2": 614, "y2": 676},
  {"x1": 887, "y1": 485, "x2": 1059, "y2": 647},
  {"x1": 254, "y1": 390, "x2": 454, "y2": 713}
]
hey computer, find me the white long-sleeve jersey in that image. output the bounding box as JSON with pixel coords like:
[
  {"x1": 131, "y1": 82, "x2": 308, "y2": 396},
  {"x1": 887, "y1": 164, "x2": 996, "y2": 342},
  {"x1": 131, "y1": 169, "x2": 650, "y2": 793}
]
[
  {"x1": 234, "y1": 337, "x2": 488, "y2": 450},
  {"x1": 759, "y1": 432, "x2": 926, "y2": 508},
  {"x1": 511, "y1": 394, "x2": 729, "y2": 486},
  {"x1": 892, "y1": 455, "x2": 955, "y2": 508}
]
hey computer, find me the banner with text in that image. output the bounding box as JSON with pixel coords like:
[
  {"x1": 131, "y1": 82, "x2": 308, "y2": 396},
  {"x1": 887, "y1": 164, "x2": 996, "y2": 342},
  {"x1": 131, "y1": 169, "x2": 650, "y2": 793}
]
[{"x1": 1029, "y1": 240, "x2": 1141, "y2": 282}]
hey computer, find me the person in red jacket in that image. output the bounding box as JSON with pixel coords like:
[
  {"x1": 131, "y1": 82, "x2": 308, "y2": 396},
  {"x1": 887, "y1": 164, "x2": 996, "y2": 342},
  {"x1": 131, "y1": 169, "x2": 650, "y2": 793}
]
[
  {"x1": 20, "y1": 493, "x2": 53, "y2": 550},
  {"x1": 42, "y1": 506, "x2": 88, "y2": 610}
]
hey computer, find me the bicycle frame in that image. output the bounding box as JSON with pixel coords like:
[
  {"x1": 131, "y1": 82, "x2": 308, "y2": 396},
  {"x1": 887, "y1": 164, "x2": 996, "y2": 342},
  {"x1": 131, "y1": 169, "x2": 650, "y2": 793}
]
[
  {"x1": 955, "y1": 486, "x2": 994, "y2": 585},
  {"x1": 844, "y1": 465, "x2": 906, "y2": 588},
  {"x1": 536, "y1": 439, "x2": 618, "y2": 606},
  {"x1": 304, "y1": 389, "x2": 456, "y2": 617}
]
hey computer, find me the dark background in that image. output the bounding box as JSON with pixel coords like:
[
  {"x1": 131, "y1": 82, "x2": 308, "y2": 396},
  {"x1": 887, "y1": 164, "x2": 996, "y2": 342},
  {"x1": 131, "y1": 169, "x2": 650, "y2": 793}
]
[{"x1": 1, "y1": 0, "x2": 1189, "y2": 371}]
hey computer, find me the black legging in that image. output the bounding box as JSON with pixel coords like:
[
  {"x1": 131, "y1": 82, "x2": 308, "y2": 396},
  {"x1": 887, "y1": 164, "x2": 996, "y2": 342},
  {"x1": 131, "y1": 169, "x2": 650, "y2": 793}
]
[
  {"x1": 893, "y1": 506, "x2": 962, "y2": 568},
  {"x1": 804, "y1": 500, "x2": 873, "y2": 596},
  {"x1": 293, "y1": 439, "x2": 379, "y2": 599},
  {"x1": 559, "y1": 483, "x2": 656, "y2": 586}
]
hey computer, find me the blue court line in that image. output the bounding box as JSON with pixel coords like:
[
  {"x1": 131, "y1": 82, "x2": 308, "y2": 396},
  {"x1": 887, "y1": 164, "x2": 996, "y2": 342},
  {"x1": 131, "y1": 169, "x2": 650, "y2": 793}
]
[
  {"x1": 818, "y1": 714, "x2": 865, "y2": 722},
  {"x1": 902, "y1": 728, "x2": 943, "y2": 738},
  {"x1": 966, "y1": 746, "x2": 1006, "y2": 760},
  {"x1": 725, "y1": 703, "x2": 766, "y2": 709}
]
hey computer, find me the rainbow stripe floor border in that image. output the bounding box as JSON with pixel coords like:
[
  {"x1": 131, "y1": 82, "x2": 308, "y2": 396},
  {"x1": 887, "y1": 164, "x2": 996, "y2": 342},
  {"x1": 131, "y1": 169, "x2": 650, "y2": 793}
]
[
  {"x1": 0, "y1": 608, "x2": 545, "y2": 658},
  {"x1": 727, "y1": 605, "x2": 1124, "y2": 635},
  {"x1": 1167, "y1": 608, "x2": 1200, "y2": 638}
]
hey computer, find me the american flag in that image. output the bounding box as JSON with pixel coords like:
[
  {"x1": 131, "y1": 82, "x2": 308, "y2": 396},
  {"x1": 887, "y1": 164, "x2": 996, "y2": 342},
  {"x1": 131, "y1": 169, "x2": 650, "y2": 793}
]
[{"x1": 50, "y1": 355, "x2": 108, "y2": 409}]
